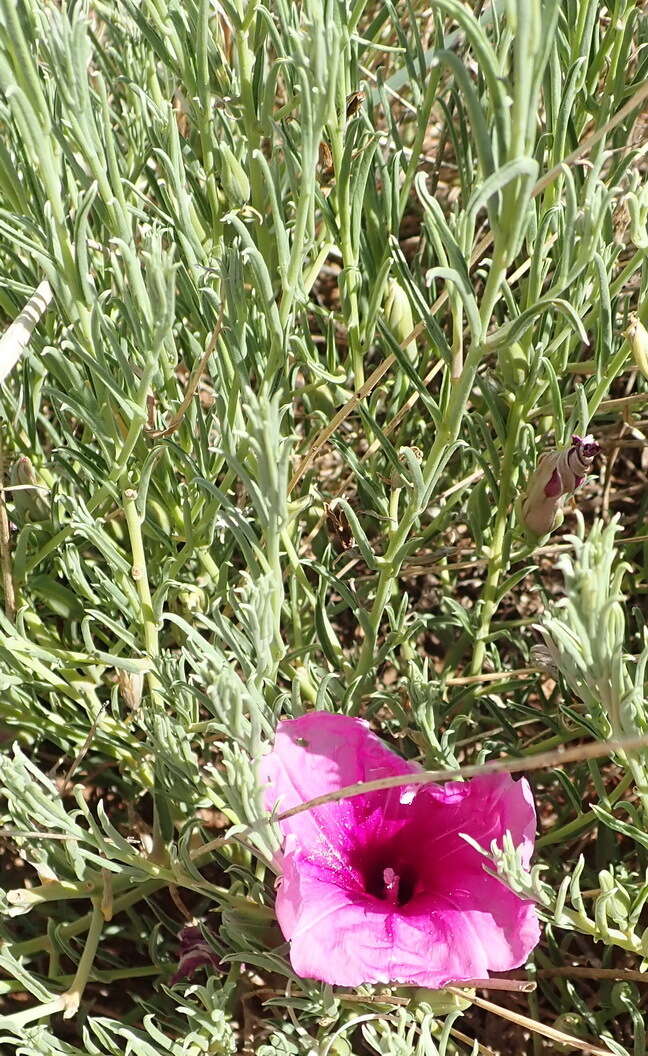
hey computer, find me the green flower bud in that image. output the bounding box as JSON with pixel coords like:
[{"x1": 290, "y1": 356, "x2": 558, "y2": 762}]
[
  {"x1": 390, "y1": 445, "x2": 423, "y2": 488},
  {"x1": 624, "y1": 314, "x2": 648, "y2": 382},
  {"x1": 217, "y1": 144, "x2": 250, "y2": 208},
  {"x1": 496, "y1": 340, "x2": 527, "y2": 392},
  {"x1": 552, "y1": 1012, "x2": 587, "y2": 1040},
  {"x1": 599, "y1": 869, "x2": 630, "y2": 926},
  {"x1": 175, "y1": 585, "x2": 206, "y2": 614},
  {"x1": 384, "y1": 279, "x2": 417, "y2": 362},
  {"x1": 625, "y1": 170, "x2": 648, "y2": 251},
  {"x1": 327, "y1": 1042, "x2": 351, "y2": 1056},
  {"x1": 410, "y1": 987, "x2": 474, "y2": 1014},
  {"x1": 9, "y1": 456, "x2": 50, "y2": 523},
  {"x1": 147, "y1": 498, "x2": 172, "y2": 536}
]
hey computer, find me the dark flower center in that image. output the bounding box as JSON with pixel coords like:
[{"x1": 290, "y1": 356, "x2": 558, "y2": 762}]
[{"x1": 363, "y1": 859, "x2": 417, "y2": 906}]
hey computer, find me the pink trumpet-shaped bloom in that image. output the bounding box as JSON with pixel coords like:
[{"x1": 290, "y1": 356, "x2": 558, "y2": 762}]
[{"x1": 260, "y1": 713, "x2": 539, "y2": 987}]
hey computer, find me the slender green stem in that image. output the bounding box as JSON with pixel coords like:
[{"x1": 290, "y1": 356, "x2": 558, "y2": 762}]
[
  {"x1": 0, "y1": 998, "x2": 67, "y2": 1029},
  {"x1": 56, "y1": 965, "x2": 163, "y2": 986},
  {"x1": 122, "y1": 480, "x2": 171, "y2": 854},
  {"x1": 196, "y1": 0, "x2": 221, "y2": 237},
  {"x1": 279, "y1": 153, "x2": 317, "y2": 328},
  {"x1": 60, "y1": 897, "x2": 104, "y2": 1018},
  {"x1": 330, "y1": 122, "x2": 363, "y2": 388},
  {"x1": 471, "y1": 402, "x2": 524, "y2": 674},
  {"x1": 235, "y1": 13, "x2": 270, "y2": 261},
  {"x1": 398, "y1": 66, "x2": 443, "y2": 217},
  {"x1": 351, "y1": 241, "x2": 509, "y2": 698},
  {"x1": 536, "y1": 771, "x2": 634, "y2": 848},
  {"x1": 121, "y1": 487, "x2": 160, "y2": 675}
]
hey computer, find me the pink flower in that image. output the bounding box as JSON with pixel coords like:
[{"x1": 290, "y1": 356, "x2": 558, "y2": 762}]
[{"x1": 260, "y1": 713, "x2": 539, "y2": 988}]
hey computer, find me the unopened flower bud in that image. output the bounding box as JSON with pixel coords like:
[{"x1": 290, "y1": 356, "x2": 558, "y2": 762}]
[
  {"x1": 520, "y1": 434, "x2": 600, "y2": 538},
  {"x1": 530, "y1": 643, "x2": 559, "y2": 678},
  {"x1": 599, "y1": 869, "x2": 630, "y2": 926},
  {"x1": 9, "y1": 456, "x2": 50, "y2": 523},
  {"x1": 496, "y1": 340, "x2": 527, "y2": 392},
  {"x1": 624, "y1": 314, "x2": 648, "y2": 382},
  {"x1": 117, "y1": 670, "x2": 144, "y2": 712},
  {"x1": 390, "y1": 445, "x2": 423, "y2": 488},
  {"x1": 625, "y1": 171, "x2": 648, "y2": 250},
  {"x1": 384, "y1": 280, "x2": 417, "y2": 362},
  {"x1": 325, "y1": 501, "x2": 353, "y2": 552},
  {"x1": 217, "y1": 144, "x2": 250, "y2": 208},
  {"x1": 552, "y1": 1013, "x2": 587, "y2": 1039},
  {"x1": 169, "y1": 924, "x2": 222, "y2": 985},
  {"x1": 168, "y1": 585, "x2": 207, "y2": 618}
]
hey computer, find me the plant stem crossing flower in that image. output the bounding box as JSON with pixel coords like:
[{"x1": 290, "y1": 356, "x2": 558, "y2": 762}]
[{"x1": 260, "y1": 713, "x2": 539, "y2": 987}]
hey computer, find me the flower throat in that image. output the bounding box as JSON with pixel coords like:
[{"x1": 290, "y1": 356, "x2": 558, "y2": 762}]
[{"x1": 365, "y1": 861, "x2": 416, "y2": 906}]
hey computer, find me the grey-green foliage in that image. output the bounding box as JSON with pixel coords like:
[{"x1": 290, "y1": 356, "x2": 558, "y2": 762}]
[
  {"x1": 484, "y1": 831, "x2": 648, "y2": 962},
  {"x1": 4, "y1": 978, "x2": 237, "y2": 1055},
  {"x1": 537, "y1": 515, "x2": 648, "y2": 815},
  {"x1": 538, "y1": 516, "x2": 648, "y2": 740},
  {"x1": 0, "y1": 0, "x2": 647, "y2": 1051}
]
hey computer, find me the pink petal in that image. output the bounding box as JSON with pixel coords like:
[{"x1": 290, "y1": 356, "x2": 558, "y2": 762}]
[
  {"x1": 259, "y1": 713, "x2": 418, "y2": 861},
  {"x1": 458, "y1": 772, "x2": 537, "y2": 868},
  {"x1": 262, "y1": 720, "x2": 540, "y2": 987},
  {"x1": 543, "y1": 467, "x2": 562, "y2": 498},
  {"x1": 274, "y1": 852, "x2": 493, "y2": 987},
  {"x1": 409, "y1": 772, "x2": 537, "y2": 869},
  {"x1": 441, "y1": 870, "x2": 540, "y2": 974},
  {"x1": 276, "y1": 849, "x2": 538, "y2": 986}
]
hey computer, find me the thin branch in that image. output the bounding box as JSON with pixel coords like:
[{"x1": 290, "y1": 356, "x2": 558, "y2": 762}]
[
  {"x1": 59, "y1": 703, "x2": 108, "y2": 798},
  {"x1": 0, "y1": 433, "x2": 15, "y2": 621},
  {"x1": 277, "y1": 732, "x2": 648, "y2": 822},
  {"x1": 446, "y1": 666, "x2": 542, "y2": 686},
  {"x1": 535, "y1": 966, "x2": 648, "y2": 984},
  {"x1": 145, "y1": 304, "x2": 224, "y2": 439},
  {"x1": 449, "y1": 1027, "x2": 497, "y2": 1056},
  {"x1": 446, "y1": 986, "x2": 612, "y2": 1056},
  {"x1": 450, "y1": 977, "x2": 536, "y2": 993}
]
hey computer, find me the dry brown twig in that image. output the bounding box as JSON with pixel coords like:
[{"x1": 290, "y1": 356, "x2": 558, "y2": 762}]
[
  {"x1": 534, "y1": 966, "x2": 648, "y2": 984},
  {"x1": 276, "y1": 731, "x2": 648, "y2": 823},
  {"x1": 145, "y1": 305, "x2": 224, "y2": 439},
  {"x1": 446, "y1": 986, "x2": 611, "y2": 1056}
]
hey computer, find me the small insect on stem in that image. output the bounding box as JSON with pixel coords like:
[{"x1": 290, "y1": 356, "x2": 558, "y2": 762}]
[
  {"x1": 325, "y1": 500, "x2": 354, "y2": 552},
  {"x1": 345, "y1": 90, "x2": 365, "y2": 119},
  {"x1": 318, "y1": 139, "x2": 334, "y2": 182}
]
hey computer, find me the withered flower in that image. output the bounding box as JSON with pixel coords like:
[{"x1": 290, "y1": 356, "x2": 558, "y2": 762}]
[{"x1": 520, "y1": 434, "x2": 600, "y2": 537}]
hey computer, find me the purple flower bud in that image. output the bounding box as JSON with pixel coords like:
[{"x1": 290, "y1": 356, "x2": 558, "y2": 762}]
[
  {"x1": 169, "y1": 924, "x2": 221, "y2": 985},
  {"x1": 521, "y1": 434, "x2": 600, "y2": 537}
]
